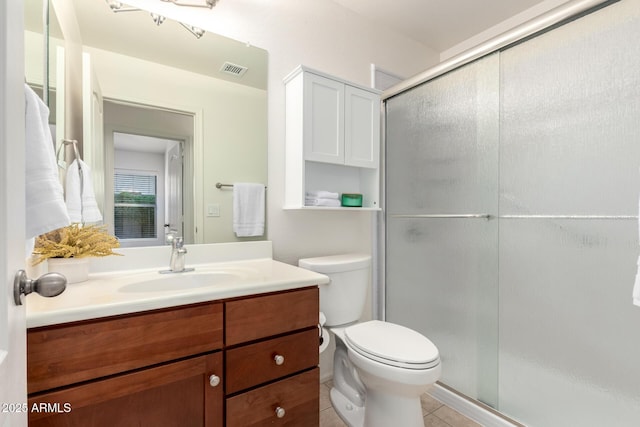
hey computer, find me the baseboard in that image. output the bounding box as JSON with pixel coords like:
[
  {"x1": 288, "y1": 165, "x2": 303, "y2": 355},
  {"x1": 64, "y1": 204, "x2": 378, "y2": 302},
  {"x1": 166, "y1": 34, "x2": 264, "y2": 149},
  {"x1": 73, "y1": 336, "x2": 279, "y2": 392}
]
[
  {"x1": 320, "y1": 371, "x2": 333, "y2": 384},
  {"x1": 429, "y1": 383, "x2": 524, "y2": 427}
]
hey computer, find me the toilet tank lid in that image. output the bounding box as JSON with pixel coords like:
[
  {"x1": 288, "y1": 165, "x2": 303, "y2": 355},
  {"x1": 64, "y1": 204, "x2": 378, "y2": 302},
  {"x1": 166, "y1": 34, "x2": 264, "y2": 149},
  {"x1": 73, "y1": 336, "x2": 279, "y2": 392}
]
[{"x1": 298, "y1": 253, "x2": 371, "y2": 273}]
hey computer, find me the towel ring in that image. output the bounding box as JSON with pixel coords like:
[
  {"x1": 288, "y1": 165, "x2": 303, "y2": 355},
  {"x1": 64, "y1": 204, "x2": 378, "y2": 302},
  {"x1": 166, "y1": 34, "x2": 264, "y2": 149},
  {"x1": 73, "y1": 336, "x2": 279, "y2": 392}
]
[{"x1": 56, "y1": 139, "x2": 81, "y2": 169}]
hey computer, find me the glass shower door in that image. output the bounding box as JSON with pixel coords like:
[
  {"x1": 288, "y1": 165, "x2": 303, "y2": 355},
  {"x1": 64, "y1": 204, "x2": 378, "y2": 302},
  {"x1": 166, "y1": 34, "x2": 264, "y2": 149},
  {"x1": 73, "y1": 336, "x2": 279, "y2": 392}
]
[
  {"x1": 497, "y1": 1, "x2": 640, "y2": 424},
  {"x1": 385, "y1": 53, "x2": 500, "y2": 407},
  {"x1": 385, "y1": 1, "x2": 640, "y2": 425}
]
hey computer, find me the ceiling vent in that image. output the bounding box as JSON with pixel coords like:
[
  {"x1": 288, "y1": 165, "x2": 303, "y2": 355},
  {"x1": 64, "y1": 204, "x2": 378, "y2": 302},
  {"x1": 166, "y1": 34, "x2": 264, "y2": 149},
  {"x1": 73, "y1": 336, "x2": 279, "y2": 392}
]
[{"x1": 220, "y1": 62, "x2": 248, "y2": 77}]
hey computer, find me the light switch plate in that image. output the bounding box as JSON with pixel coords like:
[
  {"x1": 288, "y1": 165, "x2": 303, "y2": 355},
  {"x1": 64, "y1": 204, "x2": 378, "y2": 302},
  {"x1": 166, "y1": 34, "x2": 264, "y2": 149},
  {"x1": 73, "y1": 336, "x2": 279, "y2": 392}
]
[{"x1": 207, "y1": 204, "x2": 220, "y2": 217}]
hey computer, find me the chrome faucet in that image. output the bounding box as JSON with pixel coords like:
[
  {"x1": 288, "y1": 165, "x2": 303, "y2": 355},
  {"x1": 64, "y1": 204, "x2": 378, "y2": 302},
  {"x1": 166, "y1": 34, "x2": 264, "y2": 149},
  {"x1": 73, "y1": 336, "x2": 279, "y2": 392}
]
[
  {"x1": 170, "y1": 236, "x2": 187, "y2": 272},
  {"x1": 160, "y1": 236, "x2": 194, "y2": 274}
]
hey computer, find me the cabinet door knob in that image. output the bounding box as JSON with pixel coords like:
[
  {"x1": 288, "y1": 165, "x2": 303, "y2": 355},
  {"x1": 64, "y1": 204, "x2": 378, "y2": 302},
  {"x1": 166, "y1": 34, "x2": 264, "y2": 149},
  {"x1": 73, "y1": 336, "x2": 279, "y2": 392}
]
[
  {"x1": 275, "y1": 406, "x2": 286, "y2": 418},
  {"x1": 209, "y1": 374, "x2": 221, "y2": 387},
  {"x1": 274, "y1": 354, "x2": 285, "y2": 365}
]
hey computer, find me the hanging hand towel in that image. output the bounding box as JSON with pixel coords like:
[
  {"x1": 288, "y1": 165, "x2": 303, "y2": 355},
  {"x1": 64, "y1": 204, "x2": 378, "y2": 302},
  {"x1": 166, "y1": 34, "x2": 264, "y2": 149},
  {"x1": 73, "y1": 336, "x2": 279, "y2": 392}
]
[
  {"x1": 233, "y1": 183, "x2": 265, "y2": 237},
  {"x1": 65, "y1": 159, "x2": 103, "y2": 223},
  {"x1": 24, "y1": 84, "x2": 70, "y2": 243}
]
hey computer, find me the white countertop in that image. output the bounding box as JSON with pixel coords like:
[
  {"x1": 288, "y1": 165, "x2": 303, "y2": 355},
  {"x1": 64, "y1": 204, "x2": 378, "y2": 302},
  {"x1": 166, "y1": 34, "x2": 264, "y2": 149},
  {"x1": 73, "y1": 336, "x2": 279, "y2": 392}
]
[{"x1": 26, "y1": 249, "x2": 329, "y2": 328}]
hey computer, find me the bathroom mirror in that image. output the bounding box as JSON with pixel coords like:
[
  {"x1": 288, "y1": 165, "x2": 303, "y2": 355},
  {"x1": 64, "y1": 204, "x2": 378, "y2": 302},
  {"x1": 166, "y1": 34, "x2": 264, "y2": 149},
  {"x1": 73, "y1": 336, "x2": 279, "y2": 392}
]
[{"x1": 24, "y1": 0, "x2": 268, "y2": 246}]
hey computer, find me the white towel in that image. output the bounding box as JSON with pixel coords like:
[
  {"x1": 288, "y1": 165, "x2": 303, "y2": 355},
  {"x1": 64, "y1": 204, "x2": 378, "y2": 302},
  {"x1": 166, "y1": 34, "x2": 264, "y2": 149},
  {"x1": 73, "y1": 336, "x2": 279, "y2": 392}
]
[
  {"x1": 24, "y1": 84, "x2": 70, "y2": 243},
  {"x1": 306, "y1": 190, "x2": 339, "y2": 200},
  {"x1": 305, "y1": 198, "x2": 341, "y2": 207},
  {"x1": 65, "y1": 159, "x2": 103, "y2": 223},
  {"x1": 233, "y1": 183, "x2": 265, "y2": 237}
]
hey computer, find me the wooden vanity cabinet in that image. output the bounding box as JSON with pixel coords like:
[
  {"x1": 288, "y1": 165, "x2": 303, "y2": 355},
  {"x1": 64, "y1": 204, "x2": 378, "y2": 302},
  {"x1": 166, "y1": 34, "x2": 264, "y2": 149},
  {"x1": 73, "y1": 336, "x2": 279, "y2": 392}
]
[
  {"x1": 27, "y1": 286, "x2": 320, "y2": 426},
  {"x1": 225, "y1": 287, "x2": 320, "y2": 426},
  {"x1": 27, "y1": 302, "x2": 225, "y2": 426}
]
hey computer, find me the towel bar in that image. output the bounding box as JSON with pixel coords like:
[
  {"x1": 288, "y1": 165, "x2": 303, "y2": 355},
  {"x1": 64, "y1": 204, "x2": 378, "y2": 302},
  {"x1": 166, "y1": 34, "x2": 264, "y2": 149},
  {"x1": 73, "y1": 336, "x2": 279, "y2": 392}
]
[
  {"x1": 390, "y1": 214, "x2": 638, "y2": 220},
  {"x1": 216, "y1": 182, "x2": 267, "y2": 189}
]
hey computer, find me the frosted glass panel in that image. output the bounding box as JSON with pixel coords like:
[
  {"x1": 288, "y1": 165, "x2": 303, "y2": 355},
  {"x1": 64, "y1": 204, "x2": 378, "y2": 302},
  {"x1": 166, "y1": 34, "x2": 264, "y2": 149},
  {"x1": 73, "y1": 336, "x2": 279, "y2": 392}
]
[
  {"x1": 499, "y1": 219, "x2": 640, "y2": 426},
  {"x1": 497, "y1": 2, "x2": 640, "y2": 425},
  {"x1": 385, "y1": 53, "x2": 500, "y2": 407},
  {"x1": 386, "y1": 218, "x2": 498, "y2": 406},
  {"x1": 386, "y1": 54, "x2": 499, "y2": 215},
  {"x1": 499, "y1": 1, "x2": 640, "y2": 216}
]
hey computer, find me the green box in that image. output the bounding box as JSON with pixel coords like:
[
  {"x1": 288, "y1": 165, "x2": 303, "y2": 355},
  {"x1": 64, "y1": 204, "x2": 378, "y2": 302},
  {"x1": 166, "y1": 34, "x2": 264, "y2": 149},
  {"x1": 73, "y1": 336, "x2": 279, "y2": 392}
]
[{"x1": 341, "y1": 193, "x2": 363, "y2": 207}]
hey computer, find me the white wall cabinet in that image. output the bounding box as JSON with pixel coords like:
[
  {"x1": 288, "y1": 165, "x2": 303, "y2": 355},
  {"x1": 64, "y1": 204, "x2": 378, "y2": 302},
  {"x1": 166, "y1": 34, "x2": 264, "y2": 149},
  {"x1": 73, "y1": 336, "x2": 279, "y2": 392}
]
[{"x1": 284, "y1": 66, "x2": 381, "y2": 210}]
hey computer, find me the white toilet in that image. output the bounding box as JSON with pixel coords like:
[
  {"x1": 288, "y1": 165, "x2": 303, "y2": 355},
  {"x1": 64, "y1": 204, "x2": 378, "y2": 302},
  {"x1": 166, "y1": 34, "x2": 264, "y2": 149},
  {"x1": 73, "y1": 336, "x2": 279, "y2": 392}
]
[{"x1": 298, "y1": 254, "x2": 441, "y2": 427}]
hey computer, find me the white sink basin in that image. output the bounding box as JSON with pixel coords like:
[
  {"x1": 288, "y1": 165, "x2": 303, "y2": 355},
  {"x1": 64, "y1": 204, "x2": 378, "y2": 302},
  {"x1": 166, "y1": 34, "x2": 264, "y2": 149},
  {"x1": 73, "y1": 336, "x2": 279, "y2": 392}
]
[{"x1": 119, "y1": 270, "x2": 250, "y2": 293}]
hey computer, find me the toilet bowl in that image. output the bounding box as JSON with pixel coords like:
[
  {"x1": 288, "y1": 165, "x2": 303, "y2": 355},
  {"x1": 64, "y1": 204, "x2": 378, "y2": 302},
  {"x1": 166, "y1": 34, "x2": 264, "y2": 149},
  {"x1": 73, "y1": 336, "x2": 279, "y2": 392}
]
[{"x1": 298, "y1": 254, "x2": 441, "y2": 427}]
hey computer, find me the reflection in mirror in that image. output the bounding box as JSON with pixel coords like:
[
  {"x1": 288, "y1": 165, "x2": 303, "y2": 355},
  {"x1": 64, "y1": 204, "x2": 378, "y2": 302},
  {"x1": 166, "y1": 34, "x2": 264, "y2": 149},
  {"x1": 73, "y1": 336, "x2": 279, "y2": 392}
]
[
  {"x1": 106, "y1": 101, "x2": 194, "y2": 247},
  {"x1": 24, "y1": 0, "x2": 268, "y2": 246}
]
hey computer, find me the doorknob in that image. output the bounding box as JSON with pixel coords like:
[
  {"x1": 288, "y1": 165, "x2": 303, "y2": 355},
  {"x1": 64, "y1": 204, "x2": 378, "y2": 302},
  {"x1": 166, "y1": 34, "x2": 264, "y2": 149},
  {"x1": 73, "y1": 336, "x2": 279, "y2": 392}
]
[{"x1": 13, "y1": 270, "x2": 67, "y2": 306}]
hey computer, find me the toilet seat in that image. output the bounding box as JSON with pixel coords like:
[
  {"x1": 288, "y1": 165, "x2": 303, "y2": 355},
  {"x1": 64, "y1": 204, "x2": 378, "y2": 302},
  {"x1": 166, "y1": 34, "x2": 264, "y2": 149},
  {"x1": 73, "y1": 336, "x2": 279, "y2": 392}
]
[{"x1": 344, "y1": 320, "x2": 440, "y2": 370}]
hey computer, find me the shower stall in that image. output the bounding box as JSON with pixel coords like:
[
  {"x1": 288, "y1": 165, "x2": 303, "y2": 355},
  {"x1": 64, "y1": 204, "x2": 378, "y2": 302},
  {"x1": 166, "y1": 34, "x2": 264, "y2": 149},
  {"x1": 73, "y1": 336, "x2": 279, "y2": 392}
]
[{"x1": 383, "y1": 1, "x2": 640, "y2": 425}]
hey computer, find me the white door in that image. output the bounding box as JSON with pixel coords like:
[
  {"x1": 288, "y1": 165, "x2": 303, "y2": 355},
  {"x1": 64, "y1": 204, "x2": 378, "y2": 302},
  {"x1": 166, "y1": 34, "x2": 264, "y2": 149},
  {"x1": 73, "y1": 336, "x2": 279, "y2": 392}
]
[
  {"x1": 1, "y1": 1, "x2": 28, "y2": 425},
  {"x1": 166, "y1": 142, "x2": 183, "y2": 239}
]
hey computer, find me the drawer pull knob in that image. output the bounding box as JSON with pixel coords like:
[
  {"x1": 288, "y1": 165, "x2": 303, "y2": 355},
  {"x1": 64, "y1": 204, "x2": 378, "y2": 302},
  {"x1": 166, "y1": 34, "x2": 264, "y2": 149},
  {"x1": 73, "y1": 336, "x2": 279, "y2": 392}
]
[
  {"x1": 209, "y1": 374, "x2": 221, "y2": 387},
  {"x1": 274, "y1": 354, "x2": 285, "y2": 365},
  {"x1": 275, "y1": 407, "x2": 286, "y2": 418}
]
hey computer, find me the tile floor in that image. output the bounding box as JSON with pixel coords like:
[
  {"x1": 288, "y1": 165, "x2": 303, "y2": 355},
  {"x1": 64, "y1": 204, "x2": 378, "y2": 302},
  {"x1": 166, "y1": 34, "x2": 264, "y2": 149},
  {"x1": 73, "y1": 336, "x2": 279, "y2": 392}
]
[{"x1": 319, "y1": 381, "x2": 482, "y2": 427}]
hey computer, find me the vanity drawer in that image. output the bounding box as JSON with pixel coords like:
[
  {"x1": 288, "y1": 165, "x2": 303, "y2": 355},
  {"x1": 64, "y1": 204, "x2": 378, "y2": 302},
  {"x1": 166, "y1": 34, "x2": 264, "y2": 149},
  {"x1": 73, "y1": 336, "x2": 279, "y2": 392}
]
[
  {"x1": 226, "y1": 328, "x2": 319, "y2": 394},
  {"x1": 226, "y1": 368, "x2": 319, "y2": 427},
  {"x1": 28, "y1": 302, "x2": 223, "y2": 394},
  {"x1": 225, "y1": 287, "x2": 319, "y2": 346}
]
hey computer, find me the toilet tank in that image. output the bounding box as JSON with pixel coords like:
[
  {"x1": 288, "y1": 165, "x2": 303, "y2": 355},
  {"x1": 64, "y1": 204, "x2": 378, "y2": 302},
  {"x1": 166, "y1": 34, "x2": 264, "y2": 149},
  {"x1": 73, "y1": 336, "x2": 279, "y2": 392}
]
[{"x1": 298, "y1": 253, "x2": 371, "y2": 327}]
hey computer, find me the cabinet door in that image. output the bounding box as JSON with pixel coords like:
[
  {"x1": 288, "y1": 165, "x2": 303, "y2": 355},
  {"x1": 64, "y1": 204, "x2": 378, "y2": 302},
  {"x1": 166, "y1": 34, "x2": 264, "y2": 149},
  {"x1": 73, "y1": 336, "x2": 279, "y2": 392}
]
[
  {"x1": 303, "y1": 73, "x2": 345, "y2": 164},
  {"x1": 345, "y1": 85, "x2": 380, "y2": 168},
  {"x1": 28, "y1": 353, "x2": 223, "y2": 427}
]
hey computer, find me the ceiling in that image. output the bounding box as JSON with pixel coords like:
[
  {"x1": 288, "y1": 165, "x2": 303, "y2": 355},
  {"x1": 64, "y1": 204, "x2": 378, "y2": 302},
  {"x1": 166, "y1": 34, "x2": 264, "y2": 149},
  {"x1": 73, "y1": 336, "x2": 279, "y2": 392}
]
[
  {"x1": 24, "y1": 0, "x2": 268, "y2": 90},
  {"x1": 25, "y1": 0, "x2": 560, "y2": 87},
  {"x1": 332, "y1": 0, "x2": 554, "y2": 53}
]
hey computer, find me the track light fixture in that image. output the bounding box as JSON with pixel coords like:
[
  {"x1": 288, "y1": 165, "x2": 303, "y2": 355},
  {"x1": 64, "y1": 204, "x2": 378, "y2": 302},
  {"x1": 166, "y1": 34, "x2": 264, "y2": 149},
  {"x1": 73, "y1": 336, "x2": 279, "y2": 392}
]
[
  {"x1": 106, "y1": 0, "x2": 140, "y2": 12},
  {"x1": 160, "y1": 0, "x2": 219, "y2": 8},
  {"x1": 150, "y1": 13, "x2": 166, "y2": 25},
  {"x1": 106, "y1": 0, "x2": 209, "y2": 38},
  {"x1": 180, "y1": 23, "x2": 206, "y2": 39}
]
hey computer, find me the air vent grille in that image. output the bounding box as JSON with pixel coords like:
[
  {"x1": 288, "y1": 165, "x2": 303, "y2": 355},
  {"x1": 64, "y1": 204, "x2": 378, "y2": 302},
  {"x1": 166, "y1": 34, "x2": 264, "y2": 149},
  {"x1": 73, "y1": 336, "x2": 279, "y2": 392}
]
[{"x1": 220, "y1": 62, "x2": 248, "y2": 77}]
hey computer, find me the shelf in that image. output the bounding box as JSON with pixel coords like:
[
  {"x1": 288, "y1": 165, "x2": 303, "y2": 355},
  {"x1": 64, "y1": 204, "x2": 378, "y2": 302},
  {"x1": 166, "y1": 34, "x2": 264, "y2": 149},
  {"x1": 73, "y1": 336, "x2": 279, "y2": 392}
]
[{"x1": 283, "y1": 205, "x2": 381, "y2": 211}]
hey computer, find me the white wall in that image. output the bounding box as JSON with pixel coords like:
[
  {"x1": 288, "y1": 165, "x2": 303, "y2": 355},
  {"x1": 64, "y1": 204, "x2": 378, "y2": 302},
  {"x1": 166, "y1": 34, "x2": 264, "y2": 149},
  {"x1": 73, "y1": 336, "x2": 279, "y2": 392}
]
[
  {"x1": 123, "y1": 0, "x2": 440, "y2": 265},
  {"x1": 440, "y1": 0, "x2": 573, "y2": 60}
]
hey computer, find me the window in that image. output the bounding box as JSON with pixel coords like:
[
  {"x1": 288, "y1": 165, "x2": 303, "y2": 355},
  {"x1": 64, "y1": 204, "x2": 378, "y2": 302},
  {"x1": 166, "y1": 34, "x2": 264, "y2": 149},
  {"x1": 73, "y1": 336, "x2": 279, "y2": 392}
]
[{"x1": 114, "y1": 172, "x2": 157, "y2": 240}]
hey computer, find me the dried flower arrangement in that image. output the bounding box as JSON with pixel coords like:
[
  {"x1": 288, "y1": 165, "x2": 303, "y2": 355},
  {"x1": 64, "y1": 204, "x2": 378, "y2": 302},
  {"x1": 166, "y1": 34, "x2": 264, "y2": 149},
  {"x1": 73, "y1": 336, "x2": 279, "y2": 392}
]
[{"x1": 32, "y1": 223, "x2": 121, "y2": 265}]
